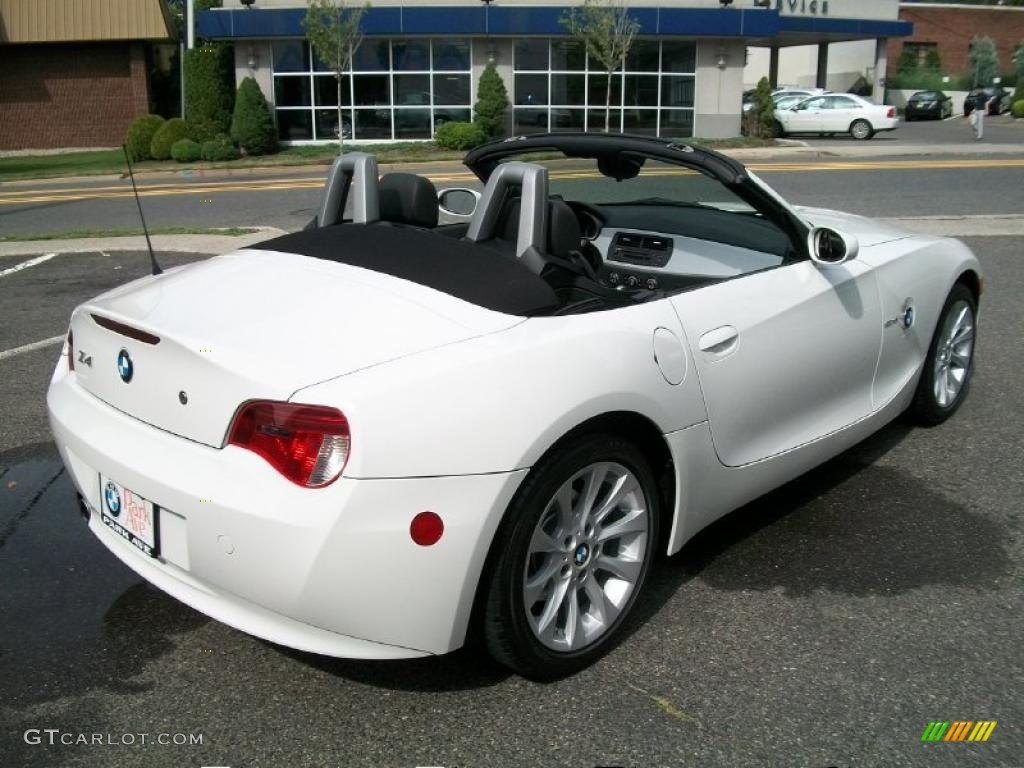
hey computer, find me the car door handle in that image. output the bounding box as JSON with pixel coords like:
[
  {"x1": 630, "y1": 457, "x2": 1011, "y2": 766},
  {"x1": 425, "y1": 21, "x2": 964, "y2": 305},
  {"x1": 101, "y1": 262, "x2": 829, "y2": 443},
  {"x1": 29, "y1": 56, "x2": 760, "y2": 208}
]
[{"x1": 698, "y1": 325, "x2": 739, "y2": 355}]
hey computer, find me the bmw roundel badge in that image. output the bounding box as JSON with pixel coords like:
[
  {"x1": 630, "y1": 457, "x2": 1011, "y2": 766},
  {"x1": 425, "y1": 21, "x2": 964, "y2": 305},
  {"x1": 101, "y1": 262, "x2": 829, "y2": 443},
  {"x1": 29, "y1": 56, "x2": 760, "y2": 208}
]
[
  {"x1": 117, "y1": 349, "x2": 133, "y2": 383},
  {"x1": 104, "y1": 482, "x2": 121, "y2": 516}
]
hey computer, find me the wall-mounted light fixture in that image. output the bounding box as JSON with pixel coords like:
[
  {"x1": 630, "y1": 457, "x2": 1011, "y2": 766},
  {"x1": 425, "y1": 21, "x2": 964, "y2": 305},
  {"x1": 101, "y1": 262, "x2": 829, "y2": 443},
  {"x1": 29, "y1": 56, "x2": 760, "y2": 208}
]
[
  {"x1": 240, "y1": 0, "x2": 256, "y2": 8},
  {"x1": 716, "y1": 49, "x2": 728, "y2": 70},
  {"x1": 248, "y1": 43, "x2": 259, "y2": 70}
]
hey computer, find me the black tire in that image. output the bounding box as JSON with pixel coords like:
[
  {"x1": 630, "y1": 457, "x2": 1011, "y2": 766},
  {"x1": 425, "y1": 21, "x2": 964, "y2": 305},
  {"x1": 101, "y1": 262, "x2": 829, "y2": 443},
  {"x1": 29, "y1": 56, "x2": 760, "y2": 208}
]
[
  {"x1": 850, "y1": 119, "x2": 874, "y2": 140},
  {"x1": 910, "y1": 283, "x2": 978, "y2": 426},
  {"x1": 772, "y1": 120, "x2": 786, "y2": 138},
  {"x1": 483, "y1": 434, "x2": 659, "y2": 680}
]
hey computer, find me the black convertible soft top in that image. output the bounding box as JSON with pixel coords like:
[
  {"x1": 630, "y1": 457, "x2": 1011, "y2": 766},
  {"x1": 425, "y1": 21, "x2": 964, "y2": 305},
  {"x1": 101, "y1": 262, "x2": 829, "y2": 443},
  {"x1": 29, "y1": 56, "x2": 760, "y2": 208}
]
[{"x1": 257, "y1": 224, "x2": 559, "y2": 316}]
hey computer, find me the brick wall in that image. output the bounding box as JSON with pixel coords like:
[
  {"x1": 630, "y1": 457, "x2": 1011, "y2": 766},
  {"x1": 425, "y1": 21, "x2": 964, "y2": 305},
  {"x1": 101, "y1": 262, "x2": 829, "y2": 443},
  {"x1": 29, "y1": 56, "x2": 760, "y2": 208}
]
[
  {"x1": 0, "y1": 42, "x2": 151, "y2": 150},
  {"x1": 888, "y1": 7, "x2": 1024, "y2": 77}
]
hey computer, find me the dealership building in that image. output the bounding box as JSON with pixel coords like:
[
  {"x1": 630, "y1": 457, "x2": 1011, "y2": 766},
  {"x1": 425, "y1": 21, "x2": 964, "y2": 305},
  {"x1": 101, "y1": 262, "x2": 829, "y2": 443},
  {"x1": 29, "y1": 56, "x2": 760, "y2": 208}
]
[{"x1": 199, "y1": 0, "x2": 911, "y2": 144}]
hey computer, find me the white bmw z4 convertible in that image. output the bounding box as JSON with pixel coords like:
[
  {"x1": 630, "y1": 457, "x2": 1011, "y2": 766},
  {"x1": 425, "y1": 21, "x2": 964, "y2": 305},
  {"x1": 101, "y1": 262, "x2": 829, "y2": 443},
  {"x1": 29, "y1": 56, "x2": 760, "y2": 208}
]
[{"x1": 48, "y1": 134, "x2": 981, "y2": 679}]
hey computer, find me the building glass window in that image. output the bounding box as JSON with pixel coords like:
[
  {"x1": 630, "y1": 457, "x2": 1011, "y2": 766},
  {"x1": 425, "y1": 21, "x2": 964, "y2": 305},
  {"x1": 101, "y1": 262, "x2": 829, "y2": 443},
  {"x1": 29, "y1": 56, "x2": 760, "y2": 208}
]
[
  {"x1": 512, "y1": 39, "x2": 697, "y2": 138},
  {"x1": 271, "y1": 38, "x2": 472, "y2": 142}
]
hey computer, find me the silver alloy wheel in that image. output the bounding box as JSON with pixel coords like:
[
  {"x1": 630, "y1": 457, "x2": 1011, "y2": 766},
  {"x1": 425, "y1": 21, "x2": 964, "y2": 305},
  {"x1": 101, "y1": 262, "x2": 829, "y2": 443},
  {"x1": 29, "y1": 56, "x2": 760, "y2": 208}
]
[
  {"x1": 522, "y1": 461, "x2": 649, "y2": 652},
  {"x1": 851, "y1": 120, "x2": 871, "y2": 139},
  {"x1": 933, "y1": 299, "x2": 975, "y2": 408}
]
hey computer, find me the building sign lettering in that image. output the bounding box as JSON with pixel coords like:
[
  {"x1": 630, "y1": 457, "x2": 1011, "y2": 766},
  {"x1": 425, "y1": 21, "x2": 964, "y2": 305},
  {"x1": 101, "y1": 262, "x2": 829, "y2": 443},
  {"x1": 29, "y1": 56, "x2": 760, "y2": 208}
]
[{"x1": 777, "y1": 0, "x2": 830, "y2": 15}]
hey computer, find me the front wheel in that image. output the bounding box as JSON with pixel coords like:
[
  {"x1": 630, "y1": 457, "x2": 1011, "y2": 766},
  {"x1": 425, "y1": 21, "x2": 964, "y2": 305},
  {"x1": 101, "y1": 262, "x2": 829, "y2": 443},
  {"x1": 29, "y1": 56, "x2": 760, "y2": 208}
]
[
  {"x1": 850, "y1": 119, "x2": 874, "y2": 140},
  {"x1": 483, "y1": 435, "x2": 659, "y2": 679},
  {"x1": 772, "y1": 120, "x2": 786, "y2": 138},
  {"x1": 910, "y1": 283, "x2": 978, "y2": 425}
]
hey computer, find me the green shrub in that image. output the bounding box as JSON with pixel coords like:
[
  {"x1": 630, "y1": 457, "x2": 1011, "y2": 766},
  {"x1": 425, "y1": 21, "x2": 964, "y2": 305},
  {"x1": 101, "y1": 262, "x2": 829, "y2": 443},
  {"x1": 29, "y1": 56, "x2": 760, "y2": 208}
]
[
  {"x1": 434, "y1": 121, "x2": 487, "y2": 151},
  {"x1": 124, "y1": 114, "x2": 165, "y2": 162},
  {"x1": 473, "y1": 63, "x2": 510, "y2": 140},
  {"x1": 150, "y1": 118, "x2": 191, "y2": 161},
  {"x1": 752, "y1": 77, "x2": 776, "y2": 139},
  {"x1": 184, "y1": 44, "x2": 235, "y2": 142},
  {"x1": 200, "y1": 134, "x2": 240, "y2": 162},
  {"x1": 1012, "y1": 100, "x2": 1024, "y2": 119},
  {"x1": 171, "y1": 138, "x2": 202, "y2": 163},
  {"x1": 230, "y1": 77, "x2": 277, "y2": 156}
]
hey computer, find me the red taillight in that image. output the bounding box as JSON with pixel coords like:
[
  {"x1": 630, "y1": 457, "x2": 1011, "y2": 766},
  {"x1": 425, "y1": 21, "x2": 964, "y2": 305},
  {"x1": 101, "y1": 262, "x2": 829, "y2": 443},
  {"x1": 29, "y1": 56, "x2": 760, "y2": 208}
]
[
  {"x1": 67, "y1": 329, "x2": 75, "y2": 372},
  {"x1": 227, "y1": 401, "x2": 350, "y2": 488},
  {"x1": 887, "y1": 107, "x2": 895, "y2": 118}
]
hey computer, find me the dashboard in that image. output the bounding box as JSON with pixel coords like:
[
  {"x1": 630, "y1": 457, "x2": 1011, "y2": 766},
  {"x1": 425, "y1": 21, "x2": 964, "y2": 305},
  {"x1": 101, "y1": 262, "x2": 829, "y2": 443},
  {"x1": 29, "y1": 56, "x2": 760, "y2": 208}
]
[{"x1": 572, "y1": 202, "x2": 788, "y2": 292}]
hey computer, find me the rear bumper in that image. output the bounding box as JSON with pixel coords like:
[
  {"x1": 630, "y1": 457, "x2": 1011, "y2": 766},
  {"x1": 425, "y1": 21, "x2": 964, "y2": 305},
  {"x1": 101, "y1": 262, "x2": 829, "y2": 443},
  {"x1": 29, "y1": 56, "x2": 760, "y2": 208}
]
[{"x1": 48, "y1": 367, "x2": 526, "y2": 657}]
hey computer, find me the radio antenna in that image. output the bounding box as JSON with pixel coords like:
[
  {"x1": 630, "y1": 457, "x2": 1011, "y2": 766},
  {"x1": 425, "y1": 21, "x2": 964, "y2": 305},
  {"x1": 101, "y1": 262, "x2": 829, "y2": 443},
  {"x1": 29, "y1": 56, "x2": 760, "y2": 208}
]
[{"x1": 122, "y1": 144, "x2": 163, "y2": 276}]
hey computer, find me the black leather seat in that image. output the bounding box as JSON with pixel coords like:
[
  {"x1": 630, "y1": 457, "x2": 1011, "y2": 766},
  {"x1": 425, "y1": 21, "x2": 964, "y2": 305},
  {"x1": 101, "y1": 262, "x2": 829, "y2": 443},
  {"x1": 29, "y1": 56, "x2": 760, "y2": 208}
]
[
  {"x1": 378, "y1": 173, "x2": 439, "y2": 229},
  {"x1": 547, "y1": 199, "x2": 582, "y2": 261}
]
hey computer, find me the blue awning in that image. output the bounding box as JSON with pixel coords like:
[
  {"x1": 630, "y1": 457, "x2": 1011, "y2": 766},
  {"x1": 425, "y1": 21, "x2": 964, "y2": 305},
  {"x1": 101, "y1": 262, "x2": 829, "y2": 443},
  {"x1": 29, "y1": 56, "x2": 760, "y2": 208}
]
[{"x1": 198, "y1": 6, "x2": 909, "y2": 42}]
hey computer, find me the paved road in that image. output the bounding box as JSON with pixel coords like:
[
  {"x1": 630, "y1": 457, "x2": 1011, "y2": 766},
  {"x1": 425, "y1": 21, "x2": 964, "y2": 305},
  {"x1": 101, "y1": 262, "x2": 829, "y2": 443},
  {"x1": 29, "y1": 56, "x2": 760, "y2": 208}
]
[
  {"x1": 787, "y1": 110, "x2": 1023, "y2": 147},
  {"x1": 2, "y1": 141, "x2": 1024, "y2": 237}
]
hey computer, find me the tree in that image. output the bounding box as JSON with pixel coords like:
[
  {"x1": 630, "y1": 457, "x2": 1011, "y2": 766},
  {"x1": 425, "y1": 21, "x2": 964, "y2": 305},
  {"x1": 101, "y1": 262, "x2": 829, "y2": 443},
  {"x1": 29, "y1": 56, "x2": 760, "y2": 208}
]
[
  {"x1": 896, "y1": 46, "x2": 919, "y2": 75},
  {"x1": 184, "y1": 43, "x2": 235, "y2": 141},
  {"x1": 231, "y1": 77, "x2": 277, "y2": 156},
  {"x1": 473, "y1": 63, "x2": 510, "y2": 140},
  {"x1": 561, "y1": 0, "x2": 639, "y2": 132},
  {"x1": 968, "y1": 36, "x2": 999, "y2": 87},
  {"x1": 924, "y1": 47, "x2": 942, "y2": 73},
  {"x1": 1014, "y1": 41, "x2": 1024, "y2": 103},
  {"x1": 303, "y1": 0, "x2": 368, "y2": 153}
]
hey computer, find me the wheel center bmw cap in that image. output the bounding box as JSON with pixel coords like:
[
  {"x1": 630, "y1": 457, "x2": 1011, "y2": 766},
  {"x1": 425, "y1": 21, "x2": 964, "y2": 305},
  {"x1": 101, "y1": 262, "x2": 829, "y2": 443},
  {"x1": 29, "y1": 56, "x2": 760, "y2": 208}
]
[
  {"x1": 117, "y1": 349, "x2": 133, "y2": 383},
  {"x1": 573, "y1": 543, "x2": 591, "y2": 567},
  {"x1": 104, "y1": 482, "x2": 121, "y2": 516}
]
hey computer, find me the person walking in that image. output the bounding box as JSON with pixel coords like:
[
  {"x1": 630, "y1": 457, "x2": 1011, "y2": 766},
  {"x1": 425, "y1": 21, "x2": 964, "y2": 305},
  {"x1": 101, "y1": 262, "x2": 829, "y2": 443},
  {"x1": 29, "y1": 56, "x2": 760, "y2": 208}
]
[{"x1": 970, "y1": 90, "x2": 988, "y2": 140}]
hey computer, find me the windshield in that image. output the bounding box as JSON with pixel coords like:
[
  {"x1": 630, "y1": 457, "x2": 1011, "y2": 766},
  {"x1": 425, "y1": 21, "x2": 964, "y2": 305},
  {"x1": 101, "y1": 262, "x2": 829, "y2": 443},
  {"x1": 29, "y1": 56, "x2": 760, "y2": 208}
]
[{"x1": 502, "y1": 156, "x2": 756, "y2": 213}]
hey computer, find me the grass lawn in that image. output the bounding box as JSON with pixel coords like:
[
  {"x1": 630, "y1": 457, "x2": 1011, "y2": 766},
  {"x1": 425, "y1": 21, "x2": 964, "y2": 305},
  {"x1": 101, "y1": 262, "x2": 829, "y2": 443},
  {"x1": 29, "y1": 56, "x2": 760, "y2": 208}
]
[{"x1": 0, "y1": 136, "x2": 779, "y2": 182}]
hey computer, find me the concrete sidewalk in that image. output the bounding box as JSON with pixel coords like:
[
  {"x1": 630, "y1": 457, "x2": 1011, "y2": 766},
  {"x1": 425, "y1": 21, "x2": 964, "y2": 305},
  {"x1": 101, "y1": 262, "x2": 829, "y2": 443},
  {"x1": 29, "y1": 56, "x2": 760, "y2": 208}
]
[{"x1": 0, "y1": 227, "x2": 286, "y2": 259}]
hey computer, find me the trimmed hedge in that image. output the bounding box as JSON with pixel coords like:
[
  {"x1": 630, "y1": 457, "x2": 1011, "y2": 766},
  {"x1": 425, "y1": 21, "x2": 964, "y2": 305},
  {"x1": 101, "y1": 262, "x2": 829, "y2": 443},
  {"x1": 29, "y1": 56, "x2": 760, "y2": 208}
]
[
  {"x1": 473, "y1": 63, "x2": 510, "y2": 140},
  {"x1": 1013, "y1": 100, "x2": 1024, "y2": 119},
  {"x1": 200, "y1": 134, "x2": 240, "y2": 162},
  {"x1": 171, "y1": 138, "x2": 202, "y2": 163},
  {"x1": 125, "y1": 114, "x2": 165, "y2": 162},
  {"x1": 434, "y1": 121, "x2": 486, "y2": 151},
  {"x1": 150, "y1": 118, "x2": 191, "y2": 161},
  {"x1": 230, "y1": 77, "x2": 276, "y2": 156},
  {"x1": 184, "y1": 44, "x2": 235, "y2": 142}
]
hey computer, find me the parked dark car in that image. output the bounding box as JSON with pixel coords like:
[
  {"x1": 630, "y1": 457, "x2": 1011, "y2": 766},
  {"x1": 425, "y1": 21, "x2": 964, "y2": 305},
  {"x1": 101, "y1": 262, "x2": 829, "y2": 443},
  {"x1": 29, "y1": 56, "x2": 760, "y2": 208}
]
[
  {"x1": 904, "y1": 90, "x2": 953, "y2": 121},
  {"x1": 963, "y1": 87, "x2": 1011, "y2": 117}
]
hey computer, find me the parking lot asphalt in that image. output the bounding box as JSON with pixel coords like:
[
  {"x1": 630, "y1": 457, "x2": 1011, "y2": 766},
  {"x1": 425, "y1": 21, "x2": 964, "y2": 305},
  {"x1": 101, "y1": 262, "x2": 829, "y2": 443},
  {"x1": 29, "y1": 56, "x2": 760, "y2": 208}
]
[{"x1": 0, "y1": 236, "x2": 1021, "y2": 767}]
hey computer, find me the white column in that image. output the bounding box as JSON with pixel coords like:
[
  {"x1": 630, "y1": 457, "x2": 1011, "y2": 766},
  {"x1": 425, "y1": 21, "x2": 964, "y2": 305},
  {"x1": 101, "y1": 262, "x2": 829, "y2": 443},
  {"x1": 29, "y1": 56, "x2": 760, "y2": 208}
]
[{"x1": 872, "y1": 38, "x2": 888, "y2": 105}]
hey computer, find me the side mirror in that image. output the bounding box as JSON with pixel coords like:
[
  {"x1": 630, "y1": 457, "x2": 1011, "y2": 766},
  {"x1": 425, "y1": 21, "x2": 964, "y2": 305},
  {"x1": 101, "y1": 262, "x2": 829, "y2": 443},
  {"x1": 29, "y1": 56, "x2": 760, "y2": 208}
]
[
  {"x1": 438, "y1": 188, "x2": 481, "y2": 220},
  {"x1": 808, "y1": 227, "x2": 859, "y2": 266}
]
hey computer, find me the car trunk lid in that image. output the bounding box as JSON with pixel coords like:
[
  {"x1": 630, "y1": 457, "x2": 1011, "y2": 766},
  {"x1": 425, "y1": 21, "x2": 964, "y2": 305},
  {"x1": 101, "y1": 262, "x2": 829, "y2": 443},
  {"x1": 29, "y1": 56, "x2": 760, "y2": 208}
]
[{"x1": 71, "y1": 250, "x2": 521, "y2": 447}]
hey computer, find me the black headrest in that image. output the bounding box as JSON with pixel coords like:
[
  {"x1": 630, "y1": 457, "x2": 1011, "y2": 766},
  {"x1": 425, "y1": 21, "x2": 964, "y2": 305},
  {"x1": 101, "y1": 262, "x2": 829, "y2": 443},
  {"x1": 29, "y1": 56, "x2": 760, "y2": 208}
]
[
  {"x1": 499, "y1": 198, "x2": 521, "y2": 243},
  {"x1": 378, "y1": 173, "x2": 438, "y2": 229},
  {"x1": 547, "y1": 200, "x2": 582, "y2": 259}
]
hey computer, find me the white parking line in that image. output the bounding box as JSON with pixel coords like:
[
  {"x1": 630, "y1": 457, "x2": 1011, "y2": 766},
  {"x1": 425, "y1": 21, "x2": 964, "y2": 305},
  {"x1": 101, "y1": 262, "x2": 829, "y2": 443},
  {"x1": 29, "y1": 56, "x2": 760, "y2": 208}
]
[
  {"x1": 0, "y1": 252, "x2": 56, "y2": 278},
  {"x1": 0, "y1": 335, "x2": 64, "y2": 362}
]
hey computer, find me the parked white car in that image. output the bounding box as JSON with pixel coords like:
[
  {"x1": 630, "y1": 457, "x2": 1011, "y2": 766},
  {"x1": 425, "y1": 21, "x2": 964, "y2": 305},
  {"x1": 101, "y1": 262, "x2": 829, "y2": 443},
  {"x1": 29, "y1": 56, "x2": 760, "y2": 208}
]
[
  {"x1": 775, "y1": 93, "x2": 899, "y2": 140},
  {"x1": 49, "y1": 134, "x2": 978, "y2": 679}
]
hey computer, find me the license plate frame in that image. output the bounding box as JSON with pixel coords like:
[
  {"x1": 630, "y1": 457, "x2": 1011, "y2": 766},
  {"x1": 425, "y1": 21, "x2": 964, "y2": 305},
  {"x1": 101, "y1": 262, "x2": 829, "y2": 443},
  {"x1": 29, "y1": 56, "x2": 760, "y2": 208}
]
[{"x1": 99, "y1": 475, "x2": 159, "y2": 558}]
